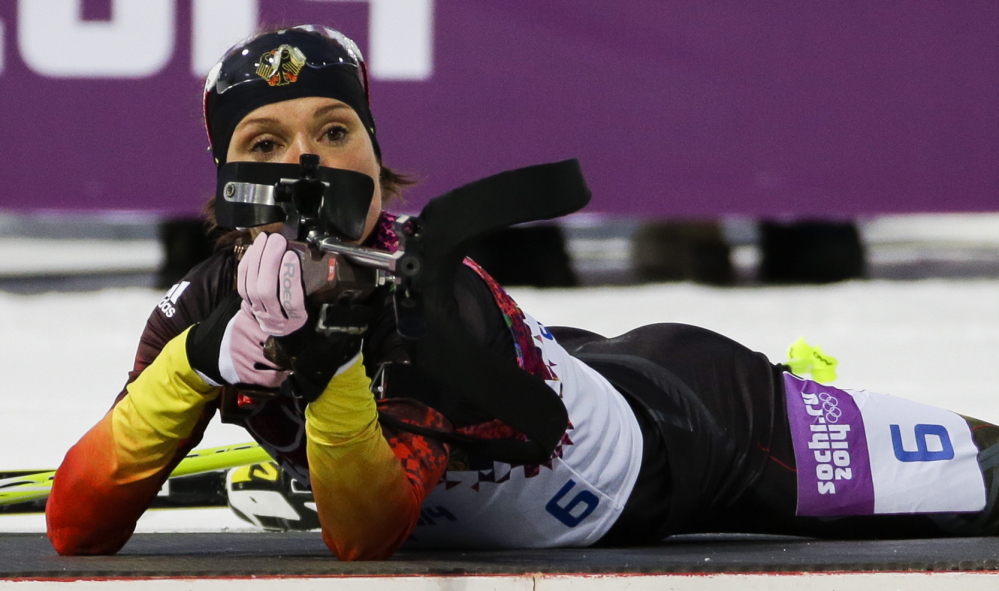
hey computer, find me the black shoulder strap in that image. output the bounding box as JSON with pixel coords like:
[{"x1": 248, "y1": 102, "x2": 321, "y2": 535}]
[{"x1": 403, "y1": 159, "x2": 591, "y2": 464}]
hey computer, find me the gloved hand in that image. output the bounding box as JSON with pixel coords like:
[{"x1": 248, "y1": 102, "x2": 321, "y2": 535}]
[
  {"x1": 233, "y1": 231, "x2": 371, "y2": 403},
  {"x1": 237, "y1": 232, "x2": 308, "y2": 336},
  {"x1": 275, "y1": 298, "x2": 372, "y2": 403},
  {"x1": 188, "y1": 231, "x2": 314, "y2": 391},
  {"x1": 186, "y1": 291, "x2": 289, "y2": 389}
]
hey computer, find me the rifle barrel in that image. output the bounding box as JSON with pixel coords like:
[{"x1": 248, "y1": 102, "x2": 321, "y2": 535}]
[{"x1": 313, "y1": 237, "x2": 402, "y2": 272}]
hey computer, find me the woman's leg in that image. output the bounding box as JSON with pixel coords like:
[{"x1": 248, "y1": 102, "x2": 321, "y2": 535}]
[
  {"x1": 559, "y1": 323, "x2": 999, "y2": 542},
  {"x1": 560, "y1": 323, "x2": 784, "y2": 540},
  {"x1": 741, "y1": 381, "x2": 999, "y2": 539}
]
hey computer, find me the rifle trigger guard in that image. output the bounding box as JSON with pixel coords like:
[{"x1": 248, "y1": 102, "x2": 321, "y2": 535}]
[{"x1": 316, "y1": 302, "x2": 368, "y2": 336}]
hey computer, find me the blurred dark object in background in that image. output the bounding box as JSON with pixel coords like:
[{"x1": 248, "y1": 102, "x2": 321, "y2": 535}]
[
  {"x1": 632, "y1": 221, "x2": 734, "y2": 286},
  {"x1": 157, "y1": 218, "x2": 216, "y2": 289},
  {"x1": 468, "y1": 224, "x2": 577, "y2": 288},
  {"x1": 759, "y1": 221, "x2": 865, "y2": 284}
]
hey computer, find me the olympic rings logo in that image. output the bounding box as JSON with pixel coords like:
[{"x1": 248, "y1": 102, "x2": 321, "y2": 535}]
[{"x1": 818, "y1": 392, "x2": 842, "y2": 423}]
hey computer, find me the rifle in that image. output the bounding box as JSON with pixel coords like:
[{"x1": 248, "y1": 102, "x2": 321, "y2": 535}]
[
  {"x1": 214, "y1": 155, "x2": 591, "y2": 463},
  {"x1": 216, "y1": 155, "x2": 424, "y2": 339}
]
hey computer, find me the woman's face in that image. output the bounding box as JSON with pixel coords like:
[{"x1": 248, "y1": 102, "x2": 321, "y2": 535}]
[{"x1": 226, "y1": 96, "x2": 383, "y2": 243}]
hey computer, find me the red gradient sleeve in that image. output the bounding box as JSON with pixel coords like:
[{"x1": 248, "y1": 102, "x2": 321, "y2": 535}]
[{"x1": 46, "y1": 331, "x2": 218, "y2": 555}]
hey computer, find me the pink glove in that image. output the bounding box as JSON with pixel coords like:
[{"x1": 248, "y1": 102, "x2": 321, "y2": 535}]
[
  {"x1": 237, "y1": 232, "x2": 308, "y2": 336},
  {"x1": 218, "y1": 308, "x2": 289, "y2": 388},
  {"x1": 187, "y1": 292, "x2": 290, "y2": 389}
]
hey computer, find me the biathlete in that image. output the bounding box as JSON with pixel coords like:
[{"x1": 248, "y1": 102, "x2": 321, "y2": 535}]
[{"x1": 46, "y1": 25, "x2": 999, "y2": 560}]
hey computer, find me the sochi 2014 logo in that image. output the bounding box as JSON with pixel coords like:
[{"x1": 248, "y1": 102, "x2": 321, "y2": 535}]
[
  {"x1": 801, "y1": 389, "x2": 854, "y2": 495},
  {"x1": 818, "y1": 392, "x2": 842, "y2": 423}
]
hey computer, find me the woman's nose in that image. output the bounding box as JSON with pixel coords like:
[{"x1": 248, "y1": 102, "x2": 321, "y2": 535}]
[{"x1": 282, "y1": 135, "x2": 319, "y2": 165}]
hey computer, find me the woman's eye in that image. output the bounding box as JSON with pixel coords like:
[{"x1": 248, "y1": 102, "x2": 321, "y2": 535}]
[
  {"x1": 325, "y1": 126, "x2": 348, "y2": 143},
  {"x1": 249, "y1": 139, "x2": 277, "y2": 153}
]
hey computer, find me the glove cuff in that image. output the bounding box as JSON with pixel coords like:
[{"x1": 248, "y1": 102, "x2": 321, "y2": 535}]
[{"x1": 186, "y1": 292, "x2": 242, "y2": 385}]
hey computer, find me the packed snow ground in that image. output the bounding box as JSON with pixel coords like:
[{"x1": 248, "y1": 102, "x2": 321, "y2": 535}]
[{"x1": 1, "y1": 275, "x2": 998, "y2": 533}]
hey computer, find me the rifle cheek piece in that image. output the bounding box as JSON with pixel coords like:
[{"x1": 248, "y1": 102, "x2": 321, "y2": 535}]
[{"x1": 214, "y1": 154, "x2": 374, "y2": 242}]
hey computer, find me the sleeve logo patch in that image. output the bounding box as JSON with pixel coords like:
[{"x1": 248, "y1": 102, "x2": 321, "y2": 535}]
[
  {"x1": 157, "y1": 281, "x2": 190, "y2": 318},
  {"x1": 784, "y1": 372, "x2": 986, "y2": 516}
]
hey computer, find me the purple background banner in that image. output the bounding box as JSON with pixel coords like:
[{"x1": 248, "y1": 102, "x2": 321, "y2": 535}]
[{"x1": 2, "y1": 1, "x2": 998, "y2": 217}]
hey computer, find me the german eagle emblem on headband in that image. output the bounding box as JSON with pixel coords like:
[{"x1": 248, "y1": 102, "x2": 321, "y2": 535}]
[{"x1": 256, "y1": 44, "x2": 307, "y2": 86}]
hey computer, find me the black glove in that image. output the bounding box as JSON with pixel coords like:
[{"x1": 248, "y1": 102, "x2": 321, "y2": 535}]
[{"x1": 274, "y1": 300, "x2": 372, "y2": 403}]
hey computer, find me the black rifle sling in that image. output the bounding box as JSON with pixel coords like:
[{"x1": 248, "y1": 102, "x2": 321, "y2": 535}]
[{"x1": 402, "y1": 159, "x2": 591, "y2": 464}]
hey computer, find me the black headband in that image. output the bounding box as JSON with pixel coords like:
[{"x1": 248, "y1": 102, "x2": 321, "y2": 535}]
[{"x1": 204, "y1": 26, "x2": 379, "y2": 167}]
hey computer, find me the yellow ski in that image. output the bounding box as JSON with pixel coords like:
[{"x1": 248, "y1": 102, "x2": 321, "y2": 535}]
[{"x1": 0, "y1": 442, "x2": 270, "y2": 506}]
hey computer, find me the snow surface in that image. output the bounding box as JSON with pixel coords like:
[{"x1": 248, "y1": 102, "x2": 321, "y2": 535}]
[{"x1": 1, "y1": 278, "x2": 998, "y2": 533}]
